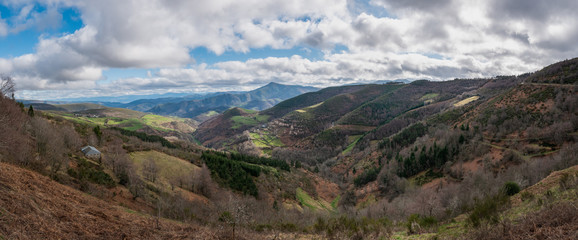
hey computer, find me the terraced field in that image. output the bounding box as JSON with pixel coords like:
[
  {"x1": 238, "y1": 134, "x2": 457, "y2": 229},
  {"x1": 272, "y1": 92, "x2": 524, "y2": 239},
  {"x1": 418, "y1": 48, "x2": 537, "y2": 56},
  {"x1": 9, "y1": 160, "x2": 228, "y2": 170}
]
[
  {"x1": 231, "y1": 114, "x2": 270, "y2": 129},
  {"x1": 249, "y1": 132, "x2": 284, "y2": 148},
  {"x1": 453, "y1": 95, "x2": 479, "y2": 107}
]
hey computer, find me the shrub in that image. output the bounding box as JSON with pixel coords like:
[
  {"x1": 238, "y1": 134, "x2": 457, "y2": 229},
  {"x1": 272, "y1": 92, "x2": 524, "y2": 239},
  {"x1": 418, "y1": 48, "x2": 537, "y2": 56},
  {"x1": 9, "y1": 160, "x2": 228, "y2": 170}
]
[
  {"x1": 520, "y1": 191, "x2": 534, "y2": 201},
  {"x1": 466, "y1": 202, "x2": 578, "y2": 239},
  {"x1": 67, "y1": 158, "x2": 115, "y2": 188},
  {"x1": 254, "y1": 224, "x2": 273, "y2": 232},
  {"x1": 406, "y1": 214, "x2": 437, "y2": 234},
  {"x1": 353, "y1": 167, "x2": 381, "y2": 187},
  {"x1": 503, "y1": 181, "x2": 520, "y2": 196},
  {"x1": 313, "y1": 217, "x2": 327, "y2": 233},
  {"x1": 558, "y1": 172, "x2": 574, "y2": 190},
  {"x1": 277, "y1": 222, "x2": 298, "y2": 232},
  {"x1": 314, "y1": 216, "x2": 391, "y2": 239},
  {"x1": 545, "y1": 189, "x2": 554, "y2": 198},
  {"x1": 467, "y1": 193, "x2": 509, "y2": 228},
  {"x1": 218, "y1": 211, "x2": 233, "y2": 223}
]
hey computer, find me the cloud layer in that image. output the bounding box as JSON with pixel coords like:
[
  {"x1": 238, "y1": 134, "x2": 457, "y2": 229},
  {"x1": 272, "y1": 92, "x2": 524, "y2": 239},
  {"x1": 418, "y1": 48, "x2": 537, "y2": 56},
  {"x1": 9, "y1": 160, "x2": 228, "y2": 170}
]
[{"x1": 1, "y1": 0, "x2": 577, "y2": 99}]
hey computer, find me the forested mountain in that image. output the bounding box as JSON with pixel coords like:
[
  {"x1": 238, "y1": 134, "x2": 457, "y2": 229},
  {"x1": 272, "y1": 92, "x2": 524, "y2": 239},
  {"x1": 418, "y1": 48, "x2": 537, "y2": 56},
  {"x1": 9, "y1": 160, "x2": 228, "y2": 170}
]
[
  {"x1": 195, "y1": 58, "x2": 578, "y2": 230},
  {"x1": 194, "y1": 78, "x2": 488, "y2": 151},
  {"x1": 102, "y1": 91, "x2": 238, "y2": 112},
  {"x1": 198, "y1": 59, "x2": 577, "y2": 174},
  {"x1": 24, "y1": 82, "x2": 318, "y2": 121},
  {"x1": 1, "y1": 58, "x2": 577, "y2": 239},
  {"x1": 149, "y1": 82, "x2": 318, "y2": 119}
]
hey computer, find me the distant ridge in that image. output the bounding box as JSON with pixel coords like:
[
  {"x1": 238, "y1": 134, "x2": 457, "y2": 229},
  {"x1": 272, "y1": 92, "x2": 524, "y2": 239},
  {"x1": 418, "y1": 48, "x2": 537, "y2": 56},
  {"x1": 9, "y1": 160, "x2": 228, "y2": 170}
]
[{"x1": 149, "y1": 82, "x2": 318, "y2": 119}]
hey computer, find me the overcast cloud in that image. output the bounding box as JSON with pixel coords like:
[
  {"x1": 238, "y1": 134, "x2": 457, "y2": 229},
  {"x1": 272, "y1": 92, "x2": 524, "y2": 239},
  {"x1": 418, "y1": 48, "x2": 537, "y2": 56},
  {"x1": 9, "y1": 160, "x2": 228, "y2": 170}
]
[{"x1": 0, "y1": 0, "x2": 577, "y2": 99}]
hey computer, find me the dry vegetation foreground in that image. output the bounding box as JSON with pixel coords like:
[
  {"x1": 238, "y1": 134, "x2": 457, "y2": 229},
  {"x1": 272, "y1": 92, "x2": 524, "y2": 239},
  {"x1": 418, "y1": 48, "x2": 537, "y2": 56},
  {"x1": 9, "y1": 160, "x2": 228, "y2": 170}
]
[{"x1": 0, "y1": 162, "x2": 220, "y2": 240}]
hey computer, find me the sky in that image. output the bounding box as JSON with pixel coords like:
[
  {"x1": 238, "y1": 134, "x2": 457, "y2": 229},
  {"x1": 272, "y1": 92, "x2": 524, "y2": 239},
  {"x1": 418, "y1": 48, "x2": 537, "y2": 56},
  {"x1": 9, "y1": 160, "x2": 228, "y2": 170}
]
[{"x1": 1, "y1": 0, "x2": 577, "y2": 100}]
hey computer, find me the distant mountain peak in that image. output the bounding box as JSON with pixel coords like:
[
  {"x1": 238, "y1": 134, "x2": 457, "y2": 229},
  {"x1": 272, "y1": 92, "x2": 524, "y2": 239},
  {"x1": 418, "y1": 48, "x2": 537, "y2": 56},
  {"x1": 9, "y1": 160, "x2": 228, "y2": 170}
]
[
  {"x1": 149, "y1": 82, "x2": 319, "y2": 119},
  {"x1": 265, "y1": 82, "x2": 281, "y2": 86},
  {"x1": 258, "y1": 82, "x2": 316, "y2": 89}
]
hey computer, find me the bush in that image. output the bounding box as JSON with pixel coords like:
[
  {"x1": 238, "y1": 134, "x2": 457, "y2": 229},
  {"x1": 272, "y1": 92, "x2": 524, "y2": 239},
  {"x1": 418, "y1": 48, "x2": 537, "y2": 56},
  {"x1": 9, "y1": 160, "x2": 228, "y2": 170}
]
[
  {"x1": 467, "y1": 202, "x2": 578, "y2": 239},
  {"x1": 406, "y1": 214, "x2": 437, "y2": 234},
  {"x1": 254, "y1": 224, "x2": 273, "y2": 232},
  {"x1": 67, "y1": 158, "x2": 115, "y2": 188},
  {"x1": 218, "y1": 211, "x2": 234, "y2": 223},
  {"x1": 353, "y1": 167, "x2": 381, "y2": 187},
  {"x1": 520, "y1": 191, "x2": 534, "y2": 201},
  {"x1": 314, "y1": 216, "x2": 391, "y2": 239},
  {"x1": 503, "y1": 181, "x2": 520, "y2": 196},
  {"x1": 558, "y1": 172, "x2": 574, "y2": 190},
  {"x1": 277, "y1": 222, "x2": 298, "y2": 232},
  {"x1": 467, "y1": 193, "x2": 509, "y2": 228}
]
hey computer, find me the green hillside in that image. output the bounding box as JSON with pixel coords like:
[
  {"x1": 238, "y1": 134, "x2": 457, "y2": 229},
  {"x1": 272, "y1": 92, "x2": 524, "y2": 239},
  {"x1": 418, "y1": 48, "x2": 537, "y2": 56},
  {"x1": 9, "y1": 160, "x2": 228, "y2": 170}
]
[
  {"x1": 41, "y1": 104, "x2": 197, "y2": 142},
  {"x1": 194, "y1": 59, "x2": 578, "y2": 224}
]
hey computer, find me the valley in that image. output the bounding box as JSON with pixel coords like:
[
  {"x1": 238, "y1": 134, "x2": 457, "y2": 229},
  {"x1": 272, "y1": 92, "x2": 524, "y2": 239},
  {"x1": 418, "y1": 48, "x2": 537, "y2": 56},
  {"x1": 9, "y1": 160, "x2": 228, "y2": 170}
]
[{"x1": 1, "y1": 58, "x2": 577, "y2": 239}]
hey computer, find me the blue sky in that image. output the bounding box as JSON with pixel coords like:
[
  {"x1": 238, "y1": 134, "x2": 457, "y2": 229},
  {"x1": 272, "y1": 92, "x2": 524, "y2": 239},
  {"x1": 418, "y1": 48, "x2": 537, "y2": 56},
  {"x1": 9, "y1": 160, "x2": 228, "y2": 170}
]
[
  {"x1": 1, "y1": 0, "x2": 577, "y2": 100},
  {"x1": 0, "y1": 4, "x2": 81, "y2": 55}
]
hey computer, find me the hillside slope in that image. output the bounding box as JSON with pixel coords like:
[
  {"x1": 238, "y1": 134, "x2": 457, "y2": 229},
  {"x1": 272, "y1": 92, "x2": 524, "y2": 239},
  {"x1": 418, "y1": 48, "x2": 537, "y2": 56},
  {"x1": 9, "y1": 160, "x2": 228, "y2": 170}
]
[
  {"x1": 2, "y1": 58, "x2": 577, "y2": 240},
  {"x1": 0, "y1": 162, "x2": 213, "y2": 240},
  {"x1": 195, "y1": 79, "x2": 489, "y2": 154},
  {"x1": 33, "y1": 103, "x2": 198, "y2": 141},
  {"x1": 193, "y1": 84, "x2": 370, "y2": 148},
  {"x1": 194, "y1": 58, "x2": 578, "y2": 206}
]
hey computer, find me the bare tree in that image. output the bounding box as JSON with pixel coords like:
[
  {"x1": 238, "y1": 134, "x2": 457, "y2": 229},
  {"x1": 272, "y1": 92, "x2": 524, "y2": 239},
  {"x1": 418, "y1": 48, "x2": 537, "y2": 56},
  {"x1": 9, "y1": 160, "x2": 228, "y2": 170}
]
[
  {"x1": 143, "y1": 156, "x2": 159, "y2": 183},
  {"x1": 61, "y1": 125, "x2": 82, "y2": 150},
  {"x1": 30, "y1": 118, "x2": 68, "y2": 176},
  {"x1": 0, "y1": 96, "x2": 30, "y2": 165},
  {"x1": 168, "y1": 175, "x2": 179, "y2": 191},
  {"x1": 104, "y1": 138, "x2": 128, "y2": 174},
  {"x1": 197, "y1": 163, "x2": 213, "y2": 198},
  {"x1": 0, "y1": 75, "x2": 15, "y2": 98},
  {"x1": 127, "y1": 164, "x2": 145, "y2": 200},
  {"x1": 168, "y1": 173, "x2": 191, "y2": 191},
  {"x1": 219, "y1": 195, "x2": 253, "y2": 240},
  {"x1": 190, "y1": 169, "x2": 199, "y2": 193}
]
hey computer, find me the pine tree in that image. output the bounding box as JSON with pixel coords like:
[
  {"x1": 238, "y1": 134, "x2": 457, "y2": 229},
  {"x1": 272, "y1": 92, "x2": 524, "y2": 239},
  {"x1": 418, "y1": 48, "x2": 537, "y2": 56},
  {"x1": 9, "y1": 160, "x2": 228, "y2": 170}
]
[{"x1": 28, "y1": 105, "x2": 34, "y2": 117}]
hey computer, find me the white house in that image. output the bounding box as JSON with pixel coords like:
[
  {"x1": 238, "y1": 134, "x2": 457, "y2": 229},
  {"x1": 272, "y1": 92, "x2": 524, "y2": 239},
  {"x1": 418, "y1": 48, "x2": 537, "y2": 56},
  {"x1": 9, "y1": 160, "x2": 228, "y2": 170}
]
[{"x1": 81, "y1": 146, "x2": 101, "y2": 159}]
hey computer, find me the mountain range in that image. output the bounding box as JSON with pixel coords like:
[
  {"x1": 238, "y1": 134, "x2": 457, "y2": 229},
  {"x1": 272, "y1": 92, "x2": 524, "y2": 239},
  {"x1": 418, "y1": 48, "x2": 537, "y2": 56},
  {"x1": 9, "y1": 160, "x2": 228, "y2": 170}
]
[
  {"x1": 1, "y1": 58, "x2": 577, "y2": 239},
  {"x1": 147, "y1": 82, "x2": 318, "y2": 119},
  {"x1": 23, "y1": 82, "x2": 319, "y2": 123},
  {"x1": 194, "y1": 58, "x2": 578, "y2": 197}
]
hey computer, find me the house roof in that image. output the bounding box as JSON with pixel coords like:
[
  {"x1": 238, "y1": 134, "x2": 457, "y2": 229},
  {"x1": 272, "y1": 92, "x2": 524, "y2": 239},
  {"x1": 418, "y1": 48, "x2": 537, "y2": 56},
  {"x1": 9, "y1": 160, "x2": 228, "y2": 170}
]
[{"x1": 81, "y1": 146, "x2": 101, "y2": 155}]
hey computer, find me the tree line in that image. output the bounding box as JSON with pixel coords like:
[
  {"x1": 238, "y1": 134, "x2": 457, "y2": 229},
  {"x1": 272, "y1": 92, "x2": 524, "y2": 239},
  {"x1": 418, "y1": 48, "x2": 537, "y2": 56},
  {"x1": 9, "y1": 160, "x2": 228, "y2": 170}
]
[
  {"x1": 110, "y1": 127, "x2": 177, "y2": 149},
  {"x1": 228, "y1": 152, "x2": 291, "y2": 171},
  {"x1": 201, "y1": 151, "x2": 259, "y2": 197}
]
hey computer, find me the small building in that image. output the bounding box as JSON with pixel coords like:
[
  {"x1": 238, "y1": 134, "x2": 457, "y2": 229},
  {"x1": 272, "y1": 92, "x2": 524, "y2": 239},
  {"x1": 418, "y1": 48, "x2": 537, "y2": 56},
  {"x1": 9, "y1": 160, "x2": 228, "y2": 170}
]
[{"x1": 81, "y1": 146, "x2": 101, "y2": 159}]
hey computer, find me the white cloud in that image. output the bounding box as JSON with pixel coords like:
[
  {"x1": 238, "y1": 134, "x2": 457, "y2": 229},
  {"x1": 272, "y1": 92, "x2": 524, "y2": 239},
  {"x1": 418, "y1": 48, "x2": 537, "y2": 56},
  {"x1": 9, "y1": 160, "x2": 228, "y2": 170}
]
[
  {"x1": 1, "y1": 1, "x2": 64, "y2": 34},
  {"x1": 0, "y1": 18, "x2": 8, "y2": 37},
  {"x1": 2, "y1": 0, "x2": 578, "y2": 99},
  {"x1": 105, "y1": 51, "x2": 522, "y2": 93}
]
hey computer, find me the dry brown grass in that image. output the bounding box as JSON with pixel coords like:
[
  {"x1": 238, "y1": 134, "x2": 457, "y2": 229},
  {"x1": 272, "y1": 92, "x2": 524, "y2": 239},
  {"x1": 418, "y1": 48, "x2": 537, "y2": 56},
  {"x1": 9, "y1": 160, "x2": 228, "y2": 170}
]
[
  {"x1": 0, "y1": 162, "x2": 272, "y2": 239},
  {"x1": 468, "y1": 202, "x2": 578, "y2": 240},
  {"x1": 511, "y1": 165, "x2": 578, "y2": 207},
  {"x1": 466, "y1": 165, "x2": 578, "y2": 240}
]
